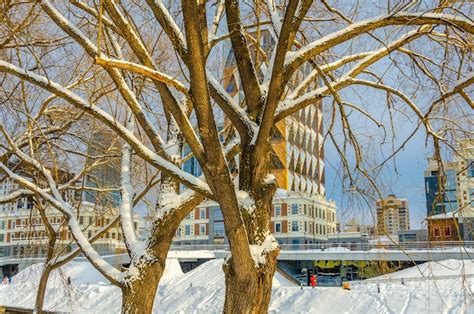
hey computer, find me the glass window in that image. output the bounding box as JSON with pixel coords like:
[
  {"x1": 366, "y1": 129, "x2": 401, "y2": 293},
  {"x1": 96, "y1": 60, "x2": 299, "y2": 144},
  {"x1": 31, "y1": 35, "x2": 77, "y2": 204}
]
[
  {"x1": 291, "y1": 221, "x2": 299, "y2": 232},
  {"x1": 275, "y1": 222, "x2": 281, "y2": 233},
  {"x1": 291, "y1": 204, "x2": 299, "y2": 215},
  {"x1": 200, "y1": 224, "x2": 206, "y2": 235},
  {"x1": 0, "y1": 221, "x2": 4, "y2": 229},
  {"x1": 214, "y1": 209, "x2": 223, "y2": 221},
  {"x1": 274, "y1": 205, "x2": 281, "y2": 216},
  {"x1": 434, "y1": 227, "x2": 440, "y2": 237},
  {"x1": 79, "y1": 216, "x2": 84, "y2": 225},
  {"x1": 185, "y1": 225, "x2": 191, "y2": 236},
  {"x1": 214, "y1": 222, "x2": 225, "y2": 237},
  {"x1": 468, "y1": 160, "x2": 474, "y2": 177},
  {"x1": 200, "y1": 209, "x2": 206, "y2": 219},
  {"x1": 0, "y1": 234, "x2": 3, "y2": 242}
]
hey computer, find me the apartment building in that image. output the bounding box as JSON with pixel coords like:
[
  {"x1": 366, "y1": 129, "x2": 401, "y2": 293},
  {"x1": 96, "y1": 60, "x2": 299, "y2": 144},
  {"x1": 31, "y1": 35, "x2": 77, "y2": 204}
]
[
  {"x1": 424, "y1": 139, "x2": 474, "y2": 216},
  {"x1": 376, "y1": 194, "x2": 410, "y2": 236},
  {"x1": 0, "y1": 176, "x2": 139, "y2": 258},
  {"x1": 173, "y1": 190, "x2": 337, "y2": 245}
]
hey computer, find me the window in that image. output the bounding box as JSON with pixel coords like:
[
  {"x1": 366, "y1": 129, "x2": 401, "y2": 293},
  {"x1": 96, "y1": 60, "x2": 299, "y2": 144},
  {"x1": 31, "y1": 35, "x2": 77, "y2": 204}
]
[
  {"x1": 185, "y1": 225, "x2": 191, "y2": 236},
  {"x1": 214, "y1": 222, "x2": 225, "y2": 237},
  {"x1": 200, "y1": 224, "x2": 206, "y2": 235},
  {"x1": 89, "y1": 217, "x2": 93, "y2": 225},
  {"x1": 468, "y1": 160, "x2": 474, "y2": 177},
  {"x1": 0, "y1": 234, "x2": 3, "y2": 242},
  {"x1": 444, "y1": 226, "x2": 451, "y2": 237},
  {"x1": 275, "y1": 222, "x2": 281, "y2": 233},
  {"x1": 274, "y1": 205, "x2": 281, "y2": 216},
  {"x1": 214, "y1": 209, "x2": 223, "y2": 221},
  {"x1": 291, "y1": 204, "x2": 299, "y2": 215},
  {"x1": 200, "y1": 209, "x2": 206, "y2": 219},
  {"x1": 434, "y1": 227, "x2": 440, "y2": 237},
  {"x1": 88, "y1": 230, "x2": 92, "y2": 238},
  {"x1": 0, "y1": 221, "x2": 4, "y2": 229},
  {"x1": 291, "y1": 221, "x2": 299, "y2": 232},
  {"x1": 79, "y1": 216, "x2": 84, "y2": 225}
]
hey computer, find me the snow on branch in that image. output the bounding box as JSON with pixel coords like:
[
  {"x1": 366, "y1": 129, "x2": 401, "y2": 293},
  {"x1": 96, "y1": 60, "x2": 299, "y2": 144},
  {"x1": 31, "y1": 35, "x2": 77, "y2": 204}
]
[
  {"x1": 0, "y1": 163, "x2": 123, "y2": 283},
  {"x1": 0, "y1": 60, "x2": 213, "y2": 197},
  {"x1": 285, "y1": 12, "x2": 474, "y2": 76},
  {"x1": 95, "y1": 56, "x2": 188, "y2": 94}
]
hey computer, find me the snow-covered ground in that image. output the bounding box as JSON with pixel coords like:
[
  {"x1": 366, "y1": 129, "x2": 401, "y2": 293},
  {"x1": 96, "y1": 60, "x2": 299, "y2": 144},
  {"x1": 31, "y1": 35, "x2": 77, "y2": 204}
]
[{"x1": 0, "y1": 259, "x2": 473, "y2": 313}]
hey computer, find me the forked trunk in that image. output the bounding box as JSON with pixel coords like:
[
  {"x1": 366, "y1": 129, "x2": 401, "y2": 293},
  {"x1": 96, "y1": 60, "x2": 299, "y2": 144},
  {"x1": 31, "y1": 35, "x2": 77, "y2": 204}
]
[
  {"x1": 121, "y1": 262, "x2": 163, "y2": 314},
  {"x1": 35, "y1": 264, "x2": 53, "y2": 313},
  {"x1": 223, "y1": 249, "x2": 279, "y2": 314}
]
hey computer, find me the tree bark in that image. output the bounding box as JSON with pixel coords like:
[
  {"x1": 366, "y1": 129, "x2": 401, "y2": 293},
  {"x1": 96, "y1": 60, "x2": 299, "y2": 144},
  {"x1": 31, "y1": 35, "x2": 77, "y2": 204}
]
[
  {"x1": 35, "y1": 264, "x2": 53, "y2": 313},
  {"x1": 223, "y1": 249, "x2": 278, "y2": 313},
  {"x1": 121, "y1": 262, "x2": 163, "y2": 314}
]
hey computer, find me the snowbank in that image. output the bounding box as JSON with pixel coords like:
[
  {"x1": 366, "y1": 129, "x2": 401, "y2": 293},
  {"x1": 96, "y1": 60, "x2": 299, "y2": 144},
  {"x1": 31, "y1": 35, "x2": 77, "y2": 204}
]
[
  {"x1": 375, "y1": 259, "x2": 474, "y2": 279},
  {"x1": 0, "y1": 259, "x2": 472, "y2": 313}
]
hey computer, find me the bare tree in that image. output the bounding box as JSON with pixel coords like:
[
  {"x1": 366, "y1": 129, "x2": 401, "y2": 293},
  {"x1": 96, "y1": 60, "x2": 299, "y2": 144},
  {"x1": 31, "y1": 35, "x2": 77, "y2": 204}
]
[{"x1": 0, "y1": 0, "x2": 473, "y2": 313}]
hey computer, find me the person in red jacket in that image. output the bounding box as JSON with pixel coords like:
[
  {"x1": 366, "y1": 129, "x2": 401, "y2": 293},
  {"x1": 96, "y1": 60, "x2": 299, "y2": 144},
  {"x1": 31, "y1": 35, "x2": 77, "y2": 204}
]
[{"x1": 310, "y1": 274, "x2": 317, "y2": 288}]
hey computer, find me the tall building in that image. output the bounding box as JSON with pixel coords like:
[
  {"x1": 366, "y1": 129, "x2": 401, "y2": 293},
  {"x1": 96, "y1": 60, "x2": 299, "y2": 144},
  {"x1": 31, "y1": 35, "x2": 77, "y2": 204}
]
[
  {"x1": 424, "y1": 139, "x2": 474, "y2": 216},
  {"x1": 84, "y1": 129, "x2": 122, "y2": 207},
  {"x1": 173, "y1": 190, "x2": 337, "y2": 245},
  {"x1": 376, "y1": 194, "x2": 410, "y2": 236},
  {"x1": 177, "y1": 29, "x2": 336, "y2": 245},
  {"x1": 222, "y1": 29, "x2": 325, "y2": 195}
]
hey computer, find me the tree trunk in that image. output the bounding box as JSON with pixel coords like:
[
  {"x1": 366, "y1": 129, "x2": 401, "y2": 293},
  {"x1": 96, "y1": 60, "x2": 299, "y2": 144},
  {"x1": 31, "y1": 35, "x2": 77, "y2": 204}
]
[
  {"x1": 222, "y1": 144, "x2": 279, "y2": 313},
  {"x1": 121, "y1": 263, "x2": 163, "y2": 314},
  {"x1": 223, "y1": 249, "x2": 278, "y2": 313},
  {"x1": 35, "y1": 264, "x2": 53, "y2": 313}
]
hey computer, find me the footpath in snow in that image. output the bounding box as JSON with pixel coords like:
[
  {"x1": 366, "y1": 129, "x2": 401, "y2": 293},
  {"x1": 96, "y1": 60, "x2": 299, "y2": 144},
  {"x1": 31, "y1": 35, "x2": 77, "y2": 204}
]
[{"x1": 0, "y1": 259, "x2": 473, "y2": 313}]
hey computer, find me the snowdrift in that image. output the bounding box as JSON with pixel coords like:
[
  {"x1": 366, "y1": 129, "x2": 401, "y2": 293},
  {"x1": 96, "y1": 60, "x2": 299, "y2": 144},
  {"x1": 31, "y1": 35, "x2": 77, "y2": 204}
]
[
  {"x1": 375, "y1": 259, "x2": 474, "y2": 279},
  {"x1": 0, "y1": 258, "x2": 472, "y2": 313}
]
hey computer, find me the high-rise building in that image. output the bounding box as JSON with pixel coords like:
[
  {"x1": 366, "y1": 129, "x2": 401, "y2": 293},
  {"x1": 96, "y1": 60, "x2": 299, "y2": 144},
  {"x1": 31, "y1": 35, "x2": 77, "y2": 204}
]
[
  {"x1": 177, "y1": 29, "x2": 335, "y2": 245},
  {"x1": 424, "y1": 139, "x2": 474, "y2": 216},
  {"x1": 84, "y1": 129, "x2": 122, "y2": 207},
  {"x1": 376, "y1": 194, "x2": 410, "y2": 236},
  {"x1": 222, "y1": 29, "x2": 325, "y2": 195}
]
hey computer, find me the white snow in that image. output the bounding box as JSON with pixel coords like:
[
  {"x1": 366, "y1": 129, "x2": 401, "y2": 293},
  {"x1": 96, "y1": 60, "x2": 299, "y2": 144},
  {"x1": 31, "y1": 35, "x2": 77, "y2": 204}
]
[
  {"x1": 1, "y1": 259, "x2": 474, "y2": 313},
  {"x1": 249, "y1": 234, "x2": 279, "y2": 266},
  {"x1": 374, "y1": 259, "x2": 474, "y2": 280},
  {"x1": 236, "y1": 190, "x2": 256, "y2": 214}
]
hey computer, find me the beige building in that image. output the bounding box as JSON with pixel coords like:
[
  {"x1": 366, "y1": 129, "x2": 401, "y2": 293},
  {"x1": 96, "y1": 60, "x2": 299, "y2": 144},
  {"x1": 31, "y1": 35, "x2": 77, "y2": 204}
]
[
  {"x1": 376, "y1": 194, "x2": 410, "y2": 236},
  {"x1": 0, "y1": 177, "x2": 140, "y2": 258},
  {"x1": 174, "y1": 190, "x2": 337, "y2": 245}
]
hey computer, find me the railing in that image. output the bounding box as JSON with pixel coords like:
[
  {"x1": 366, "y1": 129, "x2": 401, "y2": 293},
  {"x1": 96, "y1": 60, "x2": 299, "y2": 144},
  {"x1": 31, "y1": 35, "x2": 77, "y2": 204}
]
[
  {"x1": 1, "y1": 241, "x2": 473, "y2": 261},
  {"x1": 168, "y1": 241, "x2": 474, "y2": 252}
]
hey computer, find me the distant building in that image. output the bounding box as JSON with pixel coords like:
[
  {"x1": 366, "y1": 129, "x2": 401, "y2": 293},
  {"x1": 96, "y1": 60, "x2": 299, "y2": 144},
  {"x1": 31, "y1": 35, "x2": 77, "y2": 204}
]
[
  {"x1": 424, "y1": 139, "x2": 474, "y2": 216},
  {"x1": 397, "y1": 229, "x2": 428, "y2": 243},
  {"x1": 342, "y1": 218, "x2": 376, "y2": 236},
  {"x1": 327, "y1": 232, "x2": 369, "y2": 250},
  {"x1": 376, "y1": 194, "x2": 410, "y2": 236},
  {"x1": 427, "y1": 211, "x2": 474, "y2": 242},
  {"x1": 427, "y1": 212, "x2": 460, "y2": 241},
  {"x1": 173, "y1": 190, "x2": 337, "y2": 245},
  {"x1": 84, "y1": 129, "x2": 122, "y2": 207},
  {"x1": 0, "y1": 170, "x2": 139, "y2": 259}
]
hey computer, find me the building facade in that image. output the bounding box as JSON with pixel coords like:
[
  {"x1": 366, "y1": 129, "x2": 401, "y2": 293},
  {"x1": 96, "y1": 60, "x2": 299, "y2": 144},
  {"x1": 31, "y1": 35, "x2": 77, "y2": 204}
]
[
  {"x1": 424, "y1": 139, "x2": 474, "y2": 216},
  {"x1": 376, "y1": 194, "x2": 410, "y2": 236},
  {"x1": 427, "y1": 212, "x2": 460, "y2": 242},
  {"x1": 173, "y1": 190, "x2": 337, "y2": 245},
  {"x1": 0, "y1": 176, "x2": 139, "y2": 258}
]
